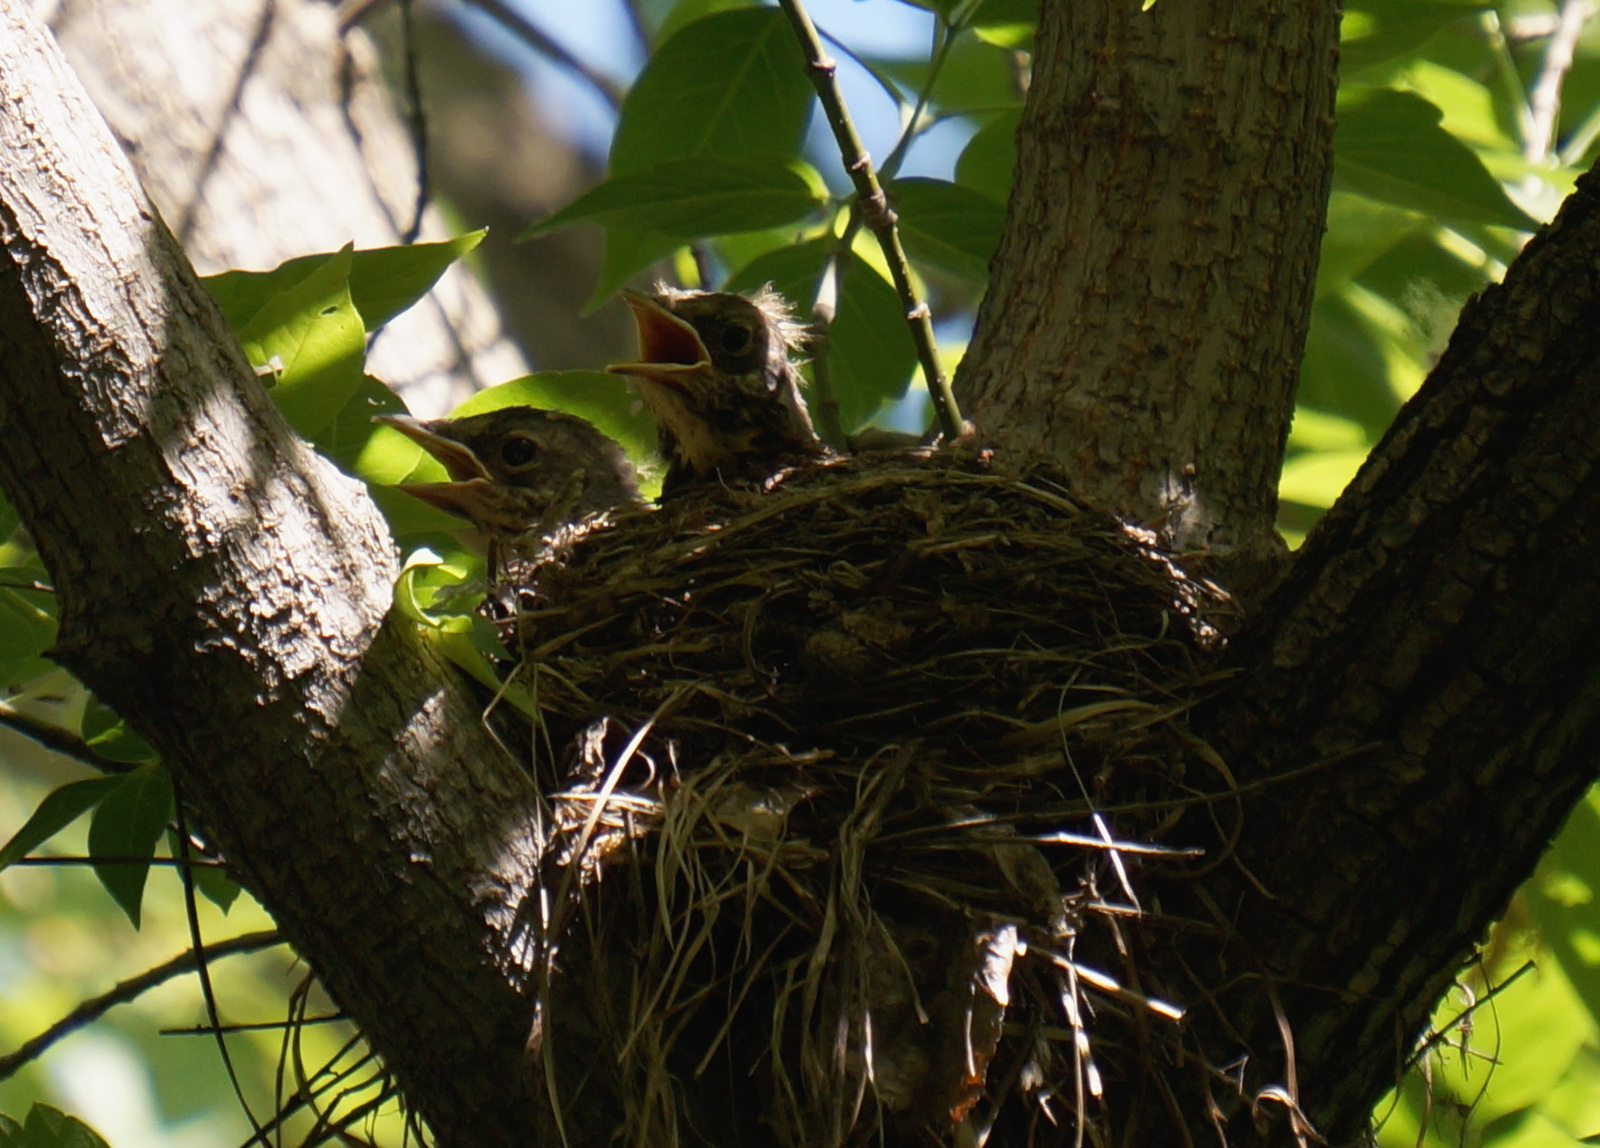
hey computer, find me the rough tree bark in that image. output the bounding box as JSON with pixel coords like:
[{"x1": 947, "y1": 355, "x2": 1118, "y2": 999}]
[
  {"x1": 3, "y1": 0, "x2": 1600, "y2": 1144},
  {"x1": 0, "y1": 6, "x2": 545, "y2": 1140},
  {"x1": 960, "y1": 0, "x2": 1340, "y2": 591}
]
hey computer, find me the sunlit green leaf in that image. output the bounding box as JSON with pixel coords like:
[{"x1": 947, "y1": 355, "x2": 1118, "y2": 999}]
[
  {"x1": 307, "y1": 374, "x2": 463, "y2": 537},
  {"x1": 204, "y1": 232, "x2": 484, "y2": 332},
  {"x1": 612, "y1": 8, "x2": 813, "y2": 176},
  {"x1": 1279, "y1": 450, "x2": 1369, "y2": 509},
  {"x1": 1287, "y1": 408, "x2": 1371, "y2": 454},
  {"x1": 1334, "y1": 87, "x2": 1537, "y2": 230},
  {"x1": 393, "y1": 549, "x2": 537, "y2": 720},
  {"x1": 1530, "y1": 795, "x2": 1600, "y2": 1034},
  {"x1": 234, "y1": 245, "x2": 366, "y2": 438},
  {"x1": 1340, "y1": 0, "x2": 1480, "y2": 78},
  {"x1": 1317, "y1": 191, "x2": 1426, "y2": 296},
  {"x1": 87, "y1": 763, "x2": 175, "y2": 928},
  {"x1": 1395, "y1": 60, "x2": 1516, "y2": 152},
  {"x1": 1299, "y1": 293, "x2": 1420, "y2": 437},
  {"x1": 888, "y1": 177, "x2": 1005, "y2": 283},
  {"x1": 0, "y1": 775, "x2": 122, "y2": 872},
  {"x1": 0, "y1": 566, "x2": 56, "y2": 688},
  {"x1": 966, "y1": 0, "x2": 1038, "y2": 49},
  {"x1": 956, "y1": 109, "x2": 1020, "y2": 203},
  {"x1": 527, "y1": 157, "x2": 825, "y2": 241}
]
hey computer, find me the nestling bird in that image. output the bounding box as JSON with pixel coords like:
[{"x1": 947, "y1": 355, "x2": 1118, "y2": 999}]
[
  {"x1": 374, "y1": 406, "x2": 639, "y2": 566},
  {"x1": 609, "y1": 285, "x2": 825, "y2": 494}
]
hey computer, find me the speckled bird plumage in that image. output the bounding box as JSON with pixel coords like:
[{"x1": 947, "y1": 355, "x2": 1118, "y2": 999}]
[
  {"x1": 374, "y1": 406, "x2": 638, "y2": 561},
  {"x1": 609, "y1": 285, "x2": 825, "y2": 493}
]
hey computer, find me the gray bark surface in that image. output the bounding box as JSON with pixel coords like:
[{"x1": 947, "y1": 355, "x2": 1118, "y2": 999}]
[
  {"x1": 4, "y1": 0, "x2": 1600, "y2": 1143},
  {"x1": 958, "y1": 0, "x2": 1340, "y2": 592},
  {"x1": 0, "y1": 6, "x2": 541, "y2": 1140}
]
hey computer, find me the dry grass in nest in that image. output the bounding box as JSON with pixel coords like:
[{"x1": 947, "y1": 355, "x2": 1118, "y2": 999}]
[{"x1": 497, "y1": 448, "x2": 1239, "y2": 1147}]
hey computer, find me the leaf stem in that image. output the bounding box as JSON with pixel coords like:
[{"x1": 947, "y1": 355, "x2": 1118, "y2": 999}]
[{"x1": 779, "y1": 0, "x2": 963, "y2": 441}]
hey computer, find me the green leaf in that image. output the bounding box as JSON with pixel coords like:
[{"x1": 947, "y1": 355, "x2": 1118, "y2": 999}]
[
  {"x1": 0, "y1": 775, "x2": 123, "y2": 872},
  {"x1": 656, "y1": 0, "x2": 755, "y2": 44},
  {"x1": 393, "y1": 550, "x2": 538, "y2": 719},
  {"x1": 1298, "y1": 292, "x2": 1416, "y2": 437},
  {"x1": 235, "y1": 245, "x2": 367, "y2": 438},
  {"x1": 1334, "y1": 87, "x2": 1538, "y2": 230},
  {"x1": 3, "y1": 1105, "x2": 110, "y2": 1148},
  {"x1": 887, "y1": 177, "x2": 1006, "y2": 283},
  {"x1": 966, "y1": 0, "x2": 1038, "y2": 48},
  {"x1": 1278, "y1": 450, "x2": 1369, "y2": 509},
  {"x1": 165, "y1": 829, "x2": 241, "y2": 913},
  {"x1": 876, "y1": 34, "x2": 1024, "y2": 117},
  {"x1": 0, "y1": 565, "x2": 56, "y2": 688},
  {"x1": 80, "y1": 696, "x2": 159, "y2": 765},
  {"x1": 728, "y1": 239, "x2": 919, "y2": 431},
  {"x1": 306, "y1": 372, "x2": 473, "y2": 537},
  {"x1": 1340, "y1": 0, "x2": 1479, "y2": 78},
  {"x1": 1287, "y1": 408, "x2": 1371, "y2": 454},
  {"x1": 527, "y1": 157, "x2": 825, "y2": 242},
  {"x1": 612, "y1": 8, "x2": 814, "y2": 176},
  {"x1": 583, "y1": 226, "x2": 683, "y2": 314},
  {"x1": 451, "y1": 371, "x2": 661, "y2": 479},
  {"x1": 204, "y1": 232, "x2": 485, "y2": 332},
  {"x1": 1315, "y1": 190, "x2": 1425, "y2": 296},
  {"x1": 87, "y1": 763, "x2": 175, "y2": 928},
  {"x1": 955, "y1": 109, "x2": 1020, "y2": 203},
  {"x1": 1530, "y1": 794, "x2": 1600, "y2": 1037}
]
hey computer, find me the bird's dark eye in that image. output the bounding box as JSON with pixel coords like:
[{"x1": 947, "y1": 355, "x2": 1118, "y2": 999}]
[
  {"x1": 499, "y1": 435, "x2": 541, "y2": 470},
  {"x1": 720, "y1": 324, "x2": 753, "y2": 355}
]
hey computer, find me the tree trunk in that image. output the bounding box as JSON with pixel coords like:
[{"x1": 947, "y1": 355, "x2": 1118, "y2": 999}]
[
  {"x1": 959, "y1": 0, "x2": 1340, "y2": 592},
  {"x1": 5, "y1": 0, "x2": 1600, "y2": 1143},
  {"x1": 0, "y1": 6, "x2": 543, "y2": 1140}
]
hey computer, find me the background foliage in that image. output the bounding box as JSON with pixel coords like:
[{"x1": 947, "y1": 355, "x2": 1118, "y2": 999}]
[{"x1": 3, "y1": 0, "x2": 1600, "y2": 1144}]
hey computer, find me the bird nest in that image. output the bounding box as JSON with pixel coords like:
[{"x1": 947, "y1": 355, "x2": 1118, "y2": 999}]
[{"x1": 495, "y1": 447, "x2": 1239, "y2": 1147}]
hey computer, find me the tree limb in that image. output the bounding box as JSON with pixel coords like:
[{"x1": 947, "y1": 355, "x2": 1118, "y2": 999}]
[{"x1": 0, "y1": 3, "x2": 542, "y2": 1140}]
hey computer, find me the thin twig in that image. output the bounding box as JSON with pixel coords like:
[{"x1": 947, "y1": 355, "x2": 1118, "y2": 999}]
[
  {"x1": 9, "y1": 854, "x2": 227, "y2": 867},
  {"x1": 397, "y1": 0, "x2": 430, "y2": 243},
  {"x1": 778, "y1": 0, "x2": 963, "y2": 441},
  {"x1": 876, "y1": 15, "x2": 957, "y2": 184},
  {"x1": 162, "y1": 1014, "x2": 345, "y2": 1036},
  {"x1": 1526, "y1": 0, "x2": 1594, "y2": 162},
  {"x1": 1482, "y1": 11, "x2": 1537, "y2": 147},
  {"x1": 797, "y1": 13, "x2": 956, "y2": 448},
  {"x1": 0, "y1": 929, "x2": 282, "y2": 1081},
  {"x1": 462, "y1": 0, "x2": 624, "y2": 111},
  {"x1": 0, "y1": 578, "x2": 51, "y2": 593},
  {"x1": 620, "y1": 0, "x2": 651, "y2": 50},
  {"x1": 0, "y1": 700, "x2": 131, "y2": 774},
  {"x1": 174, "y1": 789, "x2": 270, "y2": 1146}
]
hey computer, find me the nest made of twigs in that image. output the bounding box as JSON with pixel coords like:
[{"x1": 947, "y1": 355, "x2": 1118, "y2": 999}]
[{"x1": 500, "y1": 448, "x2": 1238, "y2": 1148}]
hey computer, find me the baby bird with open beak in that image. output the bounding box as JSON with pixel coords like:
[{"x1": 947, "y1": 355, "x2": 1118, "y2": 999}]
[
  {"x1": 374, "y1": 406, "x2": 639, "y2": 570},
  {"x1": 609, "y1": 285, "x2": 825, "y2": 494}
]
